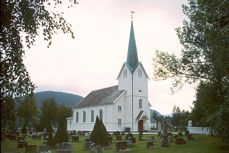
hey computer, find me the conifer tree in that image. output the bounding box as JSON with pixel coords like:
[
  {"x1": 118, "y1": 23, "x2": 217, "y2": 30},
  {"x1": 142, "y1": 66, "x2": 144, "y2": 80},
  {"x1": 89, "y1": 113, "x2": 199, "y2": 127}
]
[
  {"x1": 90, "y1": 116, "x2": 109, "y2": 147},
  {"x1": 54, "y1": 120, "x2": 69, "y2": 144}
]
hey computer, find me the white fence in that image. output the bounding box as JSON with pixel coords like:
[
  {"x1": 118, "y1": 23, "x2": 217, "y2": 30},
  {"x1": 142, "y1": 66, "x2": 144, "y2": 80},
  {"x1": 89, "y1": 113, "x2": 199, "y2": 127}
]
[{"x1": 187, "y1": 127, "x2": 210, "y2": 135}]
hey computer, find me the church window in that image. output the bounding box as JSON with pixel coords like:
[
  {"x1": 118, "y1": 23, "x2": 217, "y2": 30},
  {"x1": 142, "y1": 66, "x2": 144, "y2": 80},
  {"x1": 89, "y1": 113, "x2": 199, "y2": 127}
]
[
  {"x1": 83, "y1": 111, "x2": 86, "y2": 122},
  {"x1": 118, "y1": 119, "x2": 122, "y2": 126},
  {"x1": 99, "y1": 109, "x2": 103, "y2": 120},
  {"x1": 91, "y1": 110, "x2": 94, "y2": 122},
  {"x1": 123, "y1": 69, "x2": 127, "y2": 78},
  {"x1": 139, "y1": 99, "x2": 142, "y2": 109},
  {"x1": 70, "y1": 121, "x2": 72, "y2": 125},
  {"x1": 118, "y1": 105, "x2": 121, "y2": 111},
  {"x1": 76, "y1": 111, "x2": 79, "y2": 122},
  {"x1": 138, "y1": 69, "x2": 142, "y2": 77}
]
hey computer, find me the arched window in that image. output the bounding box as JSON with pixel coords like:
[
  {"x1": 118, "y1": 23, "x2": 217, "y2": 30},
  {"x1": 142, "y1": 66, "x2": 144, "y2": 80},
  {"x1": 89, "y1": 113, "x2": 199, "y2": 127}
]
[
  {"x1": 76, "y1": 111, "x2": 79, "y2": 122},
  {"x1": 99, "y1": 109, "x2": 103, "y2": 120},
  {"x1": 91, "y1": 110, "x2": 94, "y2": 122},
  {"x1": 83, "y1": 111, "x2": 86, "y2": 122},
  {"x1": 139, "y1": 99, "x2": 142, "y2": 109}
]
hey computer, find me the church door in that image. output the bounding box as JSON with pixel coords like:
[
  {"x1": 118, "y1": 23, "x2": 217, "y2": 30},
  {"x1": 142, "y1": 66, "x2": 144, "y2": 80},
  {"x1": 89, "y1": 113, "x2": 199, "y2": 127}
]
[{"x1": 138, "y1": 120, "x2": 144, "y2": 131}]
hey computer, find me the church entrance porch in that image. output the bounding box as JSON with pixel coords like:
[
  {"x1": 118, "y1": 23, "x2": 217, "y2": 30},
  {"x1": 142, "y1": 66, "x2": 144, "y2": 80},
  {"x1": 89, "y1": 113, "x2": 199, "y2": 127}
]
[{"x1": 138, "y1": 120, "x2": 144, "y2": 131}]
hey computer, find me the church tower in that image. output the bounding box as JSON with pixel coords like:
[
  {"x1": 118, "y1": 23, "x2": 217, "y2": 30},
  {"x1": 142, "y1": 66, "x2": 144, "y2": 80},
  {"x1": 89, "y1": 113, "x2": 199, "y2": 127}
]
[{"x1": 117, "y1": 15, "x2": 150, "y2": 131}]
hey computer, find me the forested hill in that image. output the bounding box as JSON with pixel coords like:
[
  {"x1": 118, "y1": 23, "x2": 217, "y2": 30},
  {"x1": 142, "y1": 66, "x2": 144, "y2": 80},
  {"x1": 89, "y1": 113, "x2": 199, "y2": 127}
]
[{"x1": 34, "y1": 91, "x2": 83, "y2": 108}]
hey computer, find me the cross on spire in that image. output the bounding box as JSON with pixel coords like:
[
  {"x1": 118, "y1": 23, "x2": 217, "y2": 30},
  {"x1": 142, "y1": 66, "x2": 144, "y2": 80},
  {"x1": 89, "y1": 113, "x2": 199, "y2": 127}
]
[{"x1": 131, "y1": 11, "x2": 135, "y2": 20}]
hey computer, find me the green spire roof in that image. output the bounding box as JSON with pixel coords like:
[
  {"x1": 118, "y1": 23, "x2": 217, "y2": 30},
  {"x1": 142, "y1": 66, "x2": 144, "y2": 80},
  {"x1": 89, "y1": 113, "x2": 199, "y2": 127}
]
[{"x1": 126, "y1": 20, "x2": 139, "y2": 73}]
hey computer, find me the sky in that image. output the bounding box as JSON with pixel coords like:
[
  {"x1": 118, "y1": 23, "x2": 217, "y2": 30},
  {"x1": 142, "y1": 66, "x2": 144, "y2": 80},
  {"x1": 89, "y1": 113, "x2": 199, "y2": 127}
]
[{"x1": 24, "y1": 0, "x2": 196, "y2": 115}]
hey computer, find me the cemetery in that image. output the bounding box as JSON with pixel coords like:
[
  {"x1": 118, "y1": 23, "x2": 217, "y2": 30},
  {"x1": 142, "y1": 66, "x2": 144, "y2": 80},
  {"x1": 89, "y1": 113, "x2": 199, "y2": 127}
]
[
  {"x1": 2, "y1": 1, "x2": 228, "y2": 153},
  {"x1": 1, "y1": 128, "x2": 229, "y2": 153}
]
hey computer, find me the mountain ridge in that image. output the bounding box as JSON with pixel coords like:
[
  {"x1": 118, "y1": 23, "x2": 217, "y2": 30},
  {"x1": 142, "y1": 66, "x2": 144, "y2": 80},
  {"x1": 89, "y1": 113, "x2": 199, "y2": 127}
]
[{"x1": 34, "y1": 91, "x2": 83, "y2": 108}]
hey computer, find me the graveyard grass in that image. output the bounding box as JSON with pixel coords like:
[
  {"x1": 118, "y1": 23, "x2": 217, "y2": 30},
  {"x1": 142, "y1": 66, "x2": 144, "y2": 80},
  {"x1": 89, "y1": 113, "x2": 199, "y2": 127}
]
[{"x1": 1, "y1": 134, "x2": 229, "y2": 153}]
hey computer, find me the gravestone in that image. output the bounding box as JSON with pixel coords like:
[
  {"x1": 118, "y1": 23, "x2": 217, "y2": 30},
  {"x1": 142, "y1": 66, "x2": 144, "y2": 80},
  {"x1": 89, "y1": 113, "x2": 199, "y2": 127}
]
[{"x1": 146, "y1": 137, "x2": 154, "y2": 148}]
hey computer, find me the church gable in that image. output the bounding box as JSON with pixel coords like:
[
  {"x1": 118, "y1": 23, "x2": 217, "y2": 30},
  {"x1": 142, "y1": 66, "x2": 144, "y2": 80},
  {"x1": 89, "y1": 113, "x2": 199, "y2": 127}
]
[
  {"x1": 134, "y1": 62, "x2": 149, "y2": 79},
  {"x1": 74, "y1": 85, "x2": 125, "y2": 109},
  {"x1": 116, "y1": 63, "x2": 132, "y2": 79}
]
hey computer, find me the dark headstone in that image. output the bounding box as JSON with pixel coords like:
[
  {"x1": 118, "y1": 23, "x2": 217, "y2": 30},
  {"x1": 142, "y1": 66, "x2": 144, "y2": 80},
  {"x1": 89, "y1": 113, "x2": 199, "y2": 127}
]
[
  {"x1": 175, "y1": 138, "x2": 186, "y2": 144},
  {"x1": 146, "y1": 137, "x2": 154, "y2": 148},
  {"x1": 116, "y1": 141, "x2": 127, "y2": 152},
  {"x1": 25, "y1": 145, "x2": 38, "y2": 153}
]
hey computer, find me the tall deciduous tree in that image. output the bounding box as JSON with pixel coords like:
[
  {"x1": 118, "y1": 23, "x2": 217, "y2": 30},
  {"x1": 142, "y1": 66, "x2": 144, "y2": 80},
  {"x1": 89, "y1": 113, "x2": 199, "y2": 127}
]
[
  {"x1": 153, "y1": 0, "x2": 229, "y2": 141},
  {"x1": 17, "y1": 95, "x2": 38, "y2": 130},
  {"x1": 1, "y1": 96, "x2": 16, "y2": 134},
  {"x1": 1, "y1": 0, "x2": 77, "y2": 101},
  {"x1": 171, "y1": 106, "x2": 190, "y2": 131},
  {"x1": 40, "y1": 98, "x2": 58, "y2": 148}
]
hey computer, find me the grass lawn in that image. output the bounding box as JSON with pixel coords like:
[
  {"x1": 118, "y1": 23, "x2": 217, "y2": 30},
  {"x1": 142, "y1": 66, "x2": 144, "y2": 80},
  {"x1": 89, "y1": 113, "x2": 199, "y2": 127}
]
[{"x1": 1, "y1": 134, "x2": 229, "y2": 153}]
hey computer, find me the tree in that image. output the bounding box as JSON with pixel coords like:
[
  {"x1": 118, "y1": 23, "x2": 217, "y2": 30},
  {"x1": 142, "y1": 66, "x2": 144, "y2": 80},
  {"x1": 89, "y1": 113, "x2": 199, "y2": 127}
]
[
  {"x1": 153, "y1": 0, "x2": 229, "y2": 141},
  {"x1": 40, "y1": 98, "x2": 58, "y2": 128},
  {"x1": 40, "y1": 98, "x2": 58, "y2": 148},
  {"x1": 90, "y1": 116, "x2": 109, "y2": 149},
  {"x1": 54, "y1": 105, "x2": 72, "y2": 144},
  {"x1": 171, "y1": 106, "x2": 190, "y2": 131},
  {"x1": 171, "y1": 106, "x2": 190, "y2": 130},
  {"x1": 171, "y1": 106, "x2": 181, "y2": 130},
  {"x1": 17, "y1": 95, "x2": 38, "y2": 131},
  {"x1": 1, "y1": 96, "x2": 16, "y2": 135},
  {"x1": 1, "y1": 0, "x2": 77, "y2": 101},
  {"x1": 192, "y1": 81, "x2": 229, "y2": 139}
]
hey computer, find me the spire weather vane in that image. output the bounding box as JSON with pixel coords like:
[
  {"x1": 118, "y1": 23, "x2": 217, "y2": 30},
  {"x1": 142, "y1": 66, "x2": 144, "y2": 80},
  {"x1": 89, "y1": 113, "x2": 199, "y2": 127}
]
[{"x1": 131, "y1": 11, "x2": 135, "y2": 20}]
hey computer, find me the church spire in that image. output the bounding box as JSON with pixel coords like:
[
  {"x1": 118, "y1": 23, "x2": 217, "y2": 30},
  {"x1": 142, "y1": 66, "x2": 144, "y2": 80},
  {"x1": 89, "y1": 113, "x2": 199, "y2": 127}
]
[{"x1": 127, "y1": 12, "x2": 139, "y2": 73}]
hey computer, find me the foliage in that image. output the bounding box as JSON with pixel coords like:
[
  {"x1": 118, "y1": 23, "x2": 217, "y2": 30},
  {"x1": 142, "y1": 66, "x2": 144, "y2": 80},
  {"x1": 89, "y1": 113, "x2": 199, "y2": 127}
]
[
  {"x1": 54, "y1": 120, "x2": 69, "y2": 144},
  {"x1": 192, "y1": 81, "x2": 229, "y2": 140},
  {"x1": 17, "y1": 95, "x2": 38, "y2": 129},
  {"x1": 38, "y1": 98, "x2": 72, "y2": 145},
  {"x1": 40, "y1": 98, "x2": 58, "y2": 130},
  {"x1": 21, "y1": 122, "x2": 27, "y2": 134},
  {"x1": 171, "y1": 106, "x2": 190, "y2": 131},
  {"x1": 55, "y1": 105, "x2": 72, "y2": 122},
  {"x1": 90, "y1": 116, "x2": 109, "y2": 147},
  {"x1": 0, "y1": 0, "x2": 77, "y2": 101},
  {"x1": 39, "y1": 98, "x2": 57, "y2": 147},
  {"x1": 54, "y1": 105, "x2": 71, "y2": 144},
  {"x1": 153, "y1": 0, "x2": 229, "y2": 141},
  {"x1": 46, "y1": 123, "x2": 55, "y2": 148},
  {"x1": 153, "y1": 0, "x2": 229, "y2": 89},
  {"x1": 1, "y1": 96, "x2": 16, "y2": 134}
]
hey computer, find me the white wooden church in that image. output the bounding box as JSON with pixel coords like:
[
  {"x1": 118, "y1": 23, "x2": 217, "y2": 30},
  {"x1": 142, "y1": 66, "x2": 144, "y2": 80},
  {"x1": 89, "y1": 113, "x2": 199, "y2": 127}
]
[{"x1": 67, "y1": 19, "x2": 156, "y2": 132}]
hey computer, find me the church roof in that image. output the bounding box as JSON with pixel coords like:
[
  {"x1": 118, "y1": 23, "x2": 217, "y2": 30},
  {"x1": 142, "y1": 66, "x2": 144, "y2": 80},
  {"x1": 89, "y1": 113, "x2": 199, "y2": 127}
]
[
  {"x1": 126, "y1": 20, "x2": 139, "y2": 73},
  {"x1": 135, "y1": 111, "x2": 144, "y2": 120},
  {"x1": 116, "y1": 62, "x2": 149, "y2": 79},
  {"x1": 135, "y1": 110, "x2": 149, "y2": 120},
  {"x1": 74, "y1": 85, "x2": 125, "y2": 109}
]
